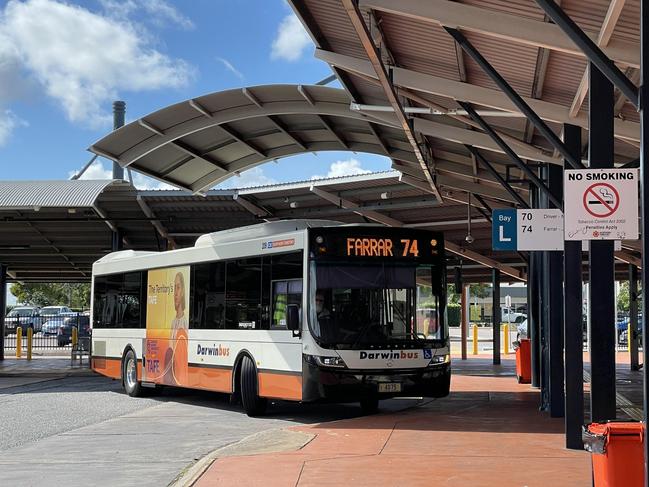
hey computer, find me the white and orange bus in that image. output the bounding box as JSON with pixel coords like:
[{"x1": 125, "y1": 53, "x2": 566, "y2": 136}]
[{"x1": 91, "y1": 220, "x2": 449, "y2": 415}]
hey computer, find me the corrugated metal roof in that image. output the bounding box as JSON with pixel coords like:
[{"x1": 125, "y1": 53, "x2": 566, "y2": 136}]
[{"x1": 0, "y1": 180, "x2": 124, "y2": 209}]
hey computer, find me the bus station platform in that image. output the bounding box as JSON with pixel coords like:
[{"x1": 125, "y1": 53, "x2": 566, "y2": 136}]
[{"x1": 192, "y1": 359, "x2": 592, "y2": 487}]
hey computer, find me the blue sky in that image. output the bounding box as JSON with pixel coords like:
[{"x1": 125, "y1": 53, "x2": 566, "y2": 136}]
[{"x1": 0, "y1": 0, "x2": 391, "y2": 188}]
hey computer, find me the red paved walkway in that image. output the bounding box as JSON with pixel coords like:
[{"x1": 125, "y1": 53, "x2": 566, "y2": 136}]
[{"x1": 195, "y1": 373, "x2": 591, "y2": 487}]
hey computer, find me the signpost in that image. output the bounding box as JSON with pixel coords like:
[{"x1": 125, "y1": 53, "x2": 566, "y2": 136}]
[
  {"x1": 492, "y1": 209, "x2": 517, "y2": 251},
  {"x1": 492, "y1": 209, "x2": 563, "y2": 251},
  {"x1": 564, "y1": 168, "x2": 639, "y2": 240}
]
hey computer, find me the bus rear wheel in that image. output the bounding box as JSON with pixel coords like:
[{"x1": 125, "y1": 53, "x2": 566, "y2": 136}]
[
  {"x1": 240, "y1": 355, "x2": 267, "y2": 416},
  {"x1": 122, "y1": 350, "x2": 143, "y2": 397}
]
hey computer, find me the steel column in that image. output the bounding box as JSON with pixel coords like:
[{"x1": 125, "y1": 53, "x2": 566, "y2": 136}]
[
  {"x1": 588, "y1": 63, "x2": 616, "y2": 422},
  {"x1": 461, "y1": 284, "x2": 468, "y2": 360},
  {"x1": 629, "y1": 265, "x2": 640, "y2": 371},
  {"x1": 0, "y1": 264, "x2": 6, "y2": 361},
  {"x1": 563, "y1": 124, "x2": 584, "y2": 448},
  {"x1": 530, "y1": 187, "x2": 541, "y2": 388},
  {"x1": 112, "y1": 101, "x2": 125, "y2": 180},
  {"x1": 492, "y1": 268, "x2": 501, "y2": 365},
  {"x1": 111, "y1": 229, "x2": 123, "y2": 252},
  {"x1": 547, "y1": 163, "x2": 565, "y2": 417},
  {"x1": 640, "y1": 0, "x2": 649, "y2": 477}
]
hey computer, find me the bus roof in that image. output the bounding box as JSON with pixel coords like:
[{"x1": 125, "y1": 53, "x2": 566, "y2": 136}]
[{"x1": 194, "y1": 219, "x2": 342, "y2": 247}]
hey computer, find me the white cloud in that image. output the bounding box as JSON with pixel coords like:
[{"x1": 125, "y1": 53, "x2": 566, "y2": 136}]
[
  {"x1": 216, "y1": 56, "x2": 244, "y2": 80},
  {"x1": 99, "y1": 0, "x2": 194, "y2": 30},
  {"x1": 311, "y1": 158, "x2": 372, "y2": 180},
  {"x1": 0, "y1": 0, "x2": 193, "y2": 128},
  {"x1": 0, "y1": 109, "x2": 27, "y2": 146},
  {"x1": 216, "y1": 167, "x2": 277, "y2": 189},
  {"x1": 271, "y1": 14, "x2": 312, "y2": 62}
]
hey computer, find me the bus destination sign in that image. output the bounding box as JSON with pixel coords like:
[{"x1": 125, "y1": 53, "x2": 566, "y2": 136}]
[
  {"x1": 310, "y1": 228, "x2": 443, "y2": 263},
  {"x1": 345, "y1": 237, "x2": 431, "y2": 258}
]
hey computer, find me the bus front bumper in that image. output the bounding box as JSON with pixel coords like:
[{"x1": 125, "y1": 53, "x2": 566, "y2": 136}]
[{"x1": 302, "y1": 360, "x2": 450, "y2": 403}]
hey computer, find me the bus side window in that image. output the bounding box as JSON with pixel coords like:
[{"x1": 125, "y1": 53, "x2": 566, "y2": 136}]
[{"x1": 272, "y1": 280, "x2": 302, "y2": 329}]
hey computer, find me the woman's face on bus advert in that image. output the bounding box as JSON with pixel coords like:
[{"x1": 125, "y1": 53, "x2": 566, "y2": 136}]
[{"x1": 174, "y1": 273, "x2": 184, "y2": 314}]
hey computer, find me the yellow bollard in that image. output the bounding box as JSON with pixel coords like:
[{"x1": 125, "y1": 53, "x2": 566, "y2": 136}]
[
  {"x1": 27, "y1": 327, "x2": 33, "y2": 360},
  {"x1": 72, "y1": 326, "x2": 78, "y2": 349},
  {"x1": 503, "y1": 324, "x2": 509, "y2": 355},
  {"x1": 472, "y1": 324, "x2": 479, "y2": 355},
  {"x1": 16, "y1": 326, "x2": 22, "y2": 358},
  {"x1": 628, "y1": 322, "x2": 633, "y2": 350}
]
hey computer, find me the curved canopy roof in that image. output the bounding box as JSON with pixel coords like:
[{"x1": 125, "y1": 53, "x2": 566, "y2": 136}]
[{"x1": 89, "y1": 84, "x2": 416, "y2": 194}]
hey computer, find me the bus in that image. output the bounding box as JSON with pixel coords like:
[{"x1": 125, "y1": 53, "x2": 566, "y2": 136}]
[{"x1": 91, "y1": 220, "x2": 449, "y2": 415}]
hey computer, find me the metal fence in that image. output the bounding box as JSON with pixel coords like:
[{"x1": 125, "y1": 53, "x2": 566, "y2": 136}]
[{"x1": 3, "y1": 312, "x2": 90, "y2": 351}]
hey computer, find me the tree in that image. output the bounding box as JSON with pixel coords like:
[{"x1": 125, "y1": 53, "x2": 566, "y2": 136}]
[
  {"x1": 469, "y1": 283, "x2": 490, "y2": 299},
  {"x1": 10, "y1": 282, "x2": 90, "y2": 309},
  {"x1": 617, "y1": 282, "x2": 630, "y2": 314}
]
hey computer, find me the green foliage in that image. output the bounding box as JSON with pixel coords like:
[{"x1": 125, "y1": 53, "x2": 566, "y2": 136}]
[
  {"x1": 446, "y1": 285, "x2": 460, "y2": 305},
  {"x1": 9, "y1": 282, "x2": 90, "y2": 309},
  {"x1": 617, "y1": 282, "x2": 630, "y2": 313},
  {"x1": 469, "y1": 283, "x2": 490, "y2": 299}
]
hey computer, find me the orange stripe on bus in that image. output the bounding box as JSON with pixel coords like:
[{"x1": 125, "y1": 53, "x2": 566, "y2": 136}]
[
  {"x1": 258, "y1": 371, "x2": 302, "y2": 401},
  {"x1": 93, "y1": 358, "x2": 300, "y2": 401},
  {"x1": 92, "y1": 357, "x2": 121, "y2": 379},
  {"x1": 187, "y1": 366, "x2": 232, "y2": 393}
]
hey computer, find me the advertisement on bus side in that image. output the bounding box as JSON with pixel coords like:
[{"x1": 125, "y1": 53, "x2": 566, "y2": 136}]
[{"x1": 145, "y1": 266, "x2": 190, "y2": 386}]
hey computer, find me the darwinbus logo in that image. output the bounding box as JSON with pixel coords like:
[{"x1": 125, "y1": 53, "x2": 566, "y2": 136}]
[
  {"x1": 359, "y1": 350, "x2": 420, "y2": 360},
  {"x1": 196, "y1": 344, "x2": 230, "y2": 357}
]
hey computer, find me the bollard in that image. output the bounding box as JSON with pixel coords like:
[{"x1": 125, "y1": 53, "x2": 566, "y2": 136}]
[
  {"x1": 472, "y1": 324, "x2": 479, "y2": 355},
  {"x1": 72, "y1": 326, "x2": 78, "y2": 349},
  {"x1": 503, "y1": 324, "x2": 509, "y2": 354},
  {"x1": 627, "y1": 322, "x2": 633, "y2": 351},
  {"x1": 27, "y1": 327, "x2": 33, "y2": 360},
  {"x1": 16, "y1": 326, "x2": 22, "y2": 358}
]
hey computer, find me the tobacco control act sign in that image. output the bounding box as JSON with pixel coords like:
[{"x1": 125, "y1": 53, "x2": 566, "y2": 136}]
[{"x1": 564, "y1": 169, "x2": 638, "y2": 241}]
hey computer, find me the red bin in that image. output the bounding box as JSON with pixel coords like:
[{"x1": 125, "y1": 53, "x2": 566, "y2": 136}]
[
  {"x1": 515, "y1": 338, "x2": 531, "y2": 384},
  {"x1": 583, "y1": 422, "x2": 644, "y2": 487}
]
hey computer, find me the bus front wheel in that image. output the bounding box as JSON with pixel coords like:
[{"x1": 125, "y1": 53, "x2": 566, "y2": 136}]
[
  {"x1": 240, "y1": 355, "x2": 267, "y2": 416},
  {"x1": 122, "y1": 350, "x2": 143, "y2": 397}
]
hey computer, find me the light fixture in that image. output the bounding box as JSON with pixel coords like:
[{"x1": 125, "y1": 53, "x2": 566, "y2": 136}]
[
  {"x1": 380, "y1": 191, "x2": 391, "y2": 200},
  {"x1": 290, "y1": 201, "x2": 299, "y2": 209},
  {"x1": 465, "y1": 193, "x2": 474, "y2": 244}
]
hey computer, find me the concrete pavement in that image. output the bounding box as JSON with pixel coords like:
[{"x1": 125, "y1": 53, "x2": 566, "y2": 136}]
[{"x1": 194, "y1": 361, "x2": 592, "y2": 487}]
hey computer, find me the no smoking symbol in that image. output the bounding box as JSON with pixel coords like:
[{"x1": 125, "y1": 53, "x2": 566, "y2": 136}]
[{"x1": 582, "y1": 183, "x2": 619, "y2": 218}]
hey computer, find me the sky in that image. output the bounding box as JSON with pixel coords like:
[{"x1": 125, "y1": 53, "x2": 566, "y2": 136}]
[{"x1": 0, "y1": 0, "x2": 391, "y2": 189}]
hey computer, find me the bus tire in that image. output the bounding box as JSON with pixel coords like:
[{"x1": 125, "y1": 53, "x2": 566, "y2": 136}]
[
  {"x1": 360, "y1": 395, "x2": 379, "y2": 415},
  {"x1": 432, "y1": 370, "x2": 451, "y2": 398},
  {"x1": 240, "y1": 355, "x2": 267, "y2": 416},
  {"x1": 122, "y1": 349, "x2": 143, "y2": 397}
]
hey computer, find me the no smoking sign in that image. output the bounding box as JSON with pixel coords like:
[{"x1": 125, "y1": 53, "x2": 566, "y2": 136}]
[
  {"x1": 564, "y1": 169, "x2": 638, "y2": 241},
  {"x1": 583, "y1": 183, "x2": 619, "y2": 218}
]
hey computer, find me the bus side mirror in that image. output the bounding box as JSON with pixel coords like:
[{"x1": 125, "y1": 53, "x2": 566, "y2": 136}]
[{"x1": 286, "y1": 304, "x2": 300, "y2": 336}]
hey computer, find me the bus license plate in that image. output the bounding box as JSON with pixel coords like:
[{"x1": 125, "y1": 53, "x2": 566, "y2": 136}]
[{"x1": 378, "y1": 383, "x2": 402, "y2": 393}]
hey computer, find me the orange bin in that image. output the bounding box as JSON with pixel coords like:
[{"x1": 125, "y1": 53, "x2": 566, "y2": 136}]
[
  {"x1": 515, "y1": 338, "x2": 531, "y2": 384},
  {"x1": 583, "y1": 422, "x2": 644, "y2": 487}
]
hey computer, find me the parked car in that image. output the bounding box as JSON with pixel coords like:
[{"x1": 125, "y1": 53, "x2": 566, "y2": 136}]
[
  {"x1": 502, "y1": 308, "x2": 526, "y2": 323},
  {"x1": 517, "y1": 318, "x2": 588, "y2": 342},
  {"x1": 57, "y1": 315, "x2": 91, "y2": 347},
  {"x1": 4, "y1": 306, "x2": 41, "y2": 335},
  {"x1": 42, "y1": 312, "x2": 77, "y2": 336},
  {"x1": 617, "y1": 316, "x2": 643, "y2": 345},
  {"x1": 40, "y1": 306, "x2": 73, "y2": 320}
]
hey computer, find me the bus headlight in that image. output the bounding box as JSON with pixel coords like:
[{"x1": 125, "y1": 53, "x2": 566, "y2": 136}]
[
  {"x1": 304, "y1": 354, "x2": 347, "y2": 368},
  {"x1": 428, "y1": 354, "x2": 450, "y2": 366}
]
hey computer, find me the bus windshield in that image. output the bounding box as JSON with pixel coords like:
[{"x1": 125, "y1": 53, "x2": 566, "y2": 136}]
[{"x1": 309, "y1": 263, "x2": 445, "y2": 348}]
